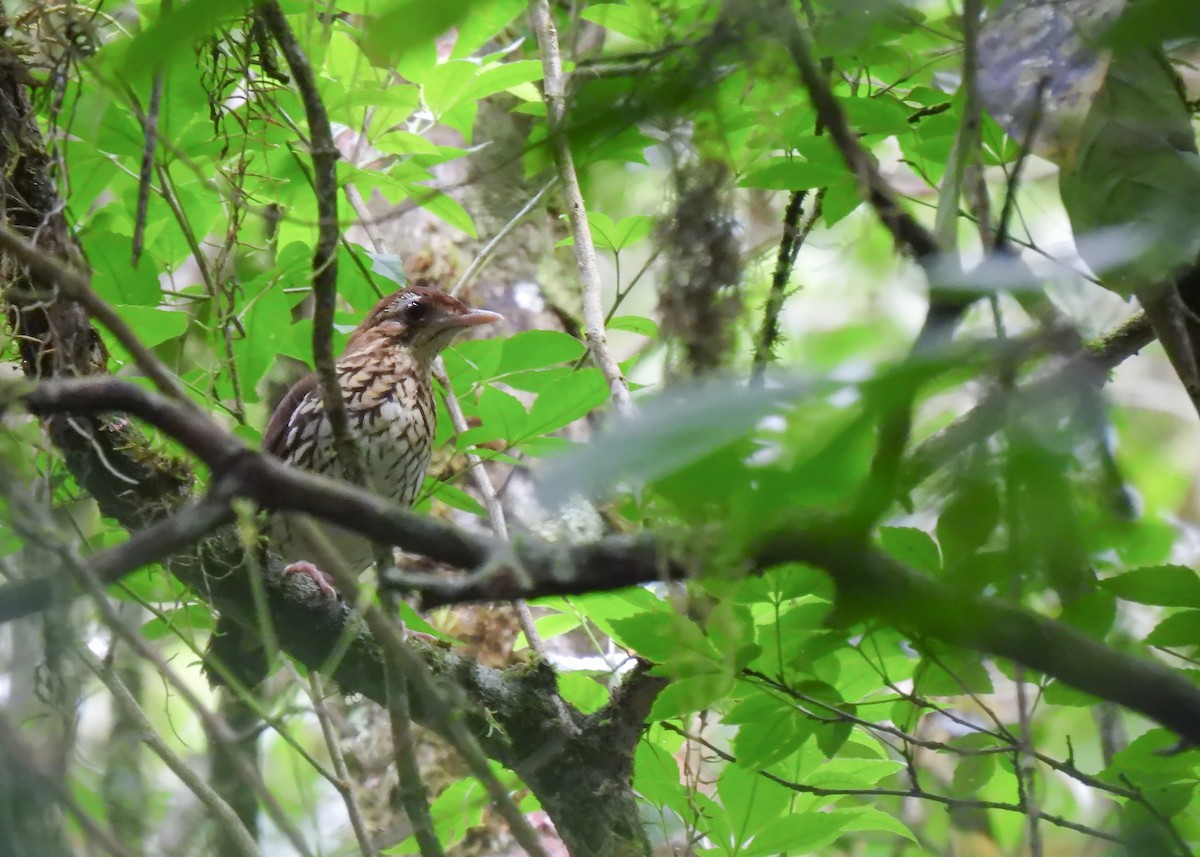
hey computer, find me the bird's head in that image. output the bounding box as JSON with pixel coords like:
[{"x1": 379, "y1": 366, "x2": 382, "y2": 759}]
[{"x1": 347, "y1": 285, "x2": 502, "y2": 363}]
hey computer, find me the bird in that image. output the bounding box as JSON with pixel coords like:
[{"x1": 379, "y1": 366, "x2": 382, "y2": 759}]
[
  {"x1": 206, "y1": 284, "x2": 501, "y2": 686},
  {"x1": 264, "y1": 284, "x2": 503, "y2": 594}
]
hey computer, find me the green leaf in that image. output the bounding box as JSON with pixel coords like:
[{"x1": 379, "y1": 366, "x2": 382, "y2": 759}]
[
  {"x1": 1105, "y1": 0, "x2": 1200, "y2": 51},
  {"x1": 555, "y1": 672, "x2": 608, "y2": 714},
  {"x1": 739, "y1": 158, "x2": 843, "y2": 191},
  {"x1": 1100, "y1": 566, "x2": 1200, "y2": 608},
  {"x1": 1058, "y1": 46, "x2": 1200, "y2": 288},
  {"x1": 838, "y1": 806, "x2": 918, "y2": 844},
  {"x1": 406, "y1": 186, "x2": 477, "y2": 237},
  {"x1": 517, "y1": 436, "x2": 574, "y2": 457},
  {"x1": 361, "y1": 0, "x2": 477, "y2": 70},
  {"x1": 559, "y1": 213, "x2": 654, "y2": 251},
  {"x1": 396, "y1": 601, "x2": 447, "y2": 641},
  {"x1": 466, "y1": 60, "x2": 544, "y2": 101},
  {"x1": 385, "y1": 779, "x2": 486, "y2": 854},
  {"x1": 805, "y1": 757, "x2": 904, "y2": 789},
  {"x1": 578, "y1": 3, "x2": 658, "y2": 42},
  {"x1": 496, "y1": 330, "x2": 586, "y2": 374},
  {"x1": 421, "y1": 60, "x2": 479, "y2": 118},
  {"x1": 937, "y1": 479, "x2": 1000, "y2": 567},
  {"x1": 513, "y1": 611, "x2": 578, "y2": 650},
  {"x1": 141, "y1": 604, "x2": 213, "y2": 640},
  {"x1": 717, "y1": 757, "x2": 791, "y2": 847},
  {"x1": 727, "y1": 692, "x2": 811, "y2": 769},
  {"x1": 86, "y1": 230, "x2": 161, "y2": 306},
  {"x1": 836, "y1": 94, "x2": 912, "y2": 135},
  {"x1": 607, "y1": 215, "x2": 654, "y2": 249},
  {"x1": 742, "y1": 810, "x2": 853, "y2": 856},
  {"x1": 914, "y1": 647, "x2": 994, "y2": 696},
  {"x1": 372, "y1": 130, "x2": 443, "y2": 156},
  {"x1": 1145, "y1": 610, "x2": 1200, "y2": 647},
  {"x1": 525, "y1": 370, "x2": 610, "y2": 439},
  {"x1": 112, "y1": 306, "x2": 189, "y2": 347},
  {"x1": 952, "y1": 753, "x2": 997, "y2": 795},
  {"x1": 451, "y1": 0, "x2": 528, "y2": 57},
  {"x1": 879, "y1": 527, "x2": 940, "y2": 575},
  {"x1": 447, "y1": 336, "x2": 504, "y2": 382},
  {"x1": 649, "y1": 673, "x2": 735, "y2": 720},
  {"x1": 458, "y1": 386, "x2": 529, "y2": 447},
  {"x1": 634, "y1": 741, "x2": 684, "y2": 809},
  {"x1": 608, "y1": 315, "x2": 659, "y2": 338},
  {"x1": 428, "y1": 481, "x2": 486, "y2": 516},
  {"x1": 118, "y1": 0, "x2": 249, "y2": 82},
  {"x1": 538, "y1": 380, "x2": 815, "y2": 506},
  {"x1": 233, "y1": 281, "x2": 299, "y2": 397},
  {"x1": 362, "y1": 251, "x2": 406, "y2": 289},
  {"x1": 608, "y1": 612, "x2": 719, "y2": 666}
]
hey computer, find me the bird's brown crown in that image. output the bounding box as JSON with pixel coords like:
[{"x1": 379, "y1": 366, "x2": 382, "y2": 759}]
[{"x1": 344, "y1": 284, "x2": 502, "y2": 363}]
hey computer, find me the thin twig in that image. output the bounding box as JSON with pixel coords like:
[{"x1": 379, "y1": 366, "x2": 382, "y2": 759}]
[
  {"x1": 341, "y1": 177, "x2": 521, "y2": 855},
  {"x1": 751, "y1": 189, "x2": 824, "y2": 386},
  {"x1": 659, "y1": 723, "x2": 1125, "y2": 845},
  {"x1": 432, "y1": 359, "x2": 544, "y2": 655},
  {"x1": 775, "y1": 6, "x2": 938, "y2": 264},
  {"x1": 297, "y1": 520, "x2": 553, "y2": 857},
  {"x1": 79, "y1": 647, "x2": 264, "y2": 857},
  {"x1": 530, "y1": 0, "x2": 633, "y2": 415},
  {"x1": 308, "y1": 674, "x2": 379, "y2": 857},
  {"x1": 61, "y1": 542, "x2": 318, "y2": 857},
  {"x1": 343, "y1": 162, "x2": 548, "y2": 655},
  {"x1": 131, "y1": 31, "x2": 165, "y2": 267},
  {"x1": 450, "y1": 178, "x2": 558, "y2": 297},
  {"x1": 259, "y1": 1, "x2": 365, "y2": 484},
  {"x1": 995, "y1": 76, "x2": 1050, "y2": 254},
  {"x1": 385, "y1": 651, "x2": 446, "y2": 857}
]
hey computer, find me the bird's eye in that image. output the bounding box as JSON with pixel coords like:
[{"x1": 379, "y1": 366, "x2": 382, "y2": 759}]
[{"x1": 403, "y1": 299, "x2": 429, "y2": 323}]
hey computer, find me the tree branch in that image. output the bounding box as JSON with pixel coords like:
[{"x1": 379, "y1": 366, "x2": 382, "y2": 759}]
[
  {"x1": 9, "y1": 371, "x2": 1200, "y2": 751},
  {"x1": 258, "y1": 1, "x2": 364, "y2": 484},
  {"x1": 751, "y1": 520, "x2": 1200, "y2": 746},
  {"x1": 530, "y1": 0, "x2": 633, "y2": 415}
]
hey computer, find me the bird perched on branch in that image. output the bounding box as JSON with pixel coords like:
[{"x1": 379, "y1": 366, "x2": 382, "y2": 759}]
[
  {"x1": 206, "y1": 284, "x2": 501, "y2": 686},
  {"x1": 263, "y1": 284, "x2": 501, "y2": 595}
]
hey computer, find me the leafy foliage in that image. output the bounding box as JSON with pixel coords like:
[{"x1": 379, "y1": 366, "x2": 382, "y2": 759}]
[{"x1": 7, "y1": 0, "x2": 1200, "y2": 855}]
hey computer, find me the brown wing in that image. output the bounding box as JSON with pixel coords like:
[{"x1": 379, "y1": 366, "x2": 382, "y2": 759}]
[{"x1": 262, "y1": 372, "x2": 320, "y2": 458}]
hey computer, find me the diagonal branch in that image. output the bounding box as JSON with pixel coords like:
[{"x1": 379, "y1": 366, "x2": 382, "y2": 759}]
[
  {"x1": 530, "y1": 0, "x2": 633, "y2": 415},
  {"x1": 258, "y1": 1, "x2": 364, "y2": 484},
  {"x1": 8, "y1": 372, "x2": 1200, "y2": 750},
  {"x1": 751, "y1": 520, "x2": 1200, "y2": 746},
  {"x1": 774, "y1": 5, "x2": 938, "y2": 264}
]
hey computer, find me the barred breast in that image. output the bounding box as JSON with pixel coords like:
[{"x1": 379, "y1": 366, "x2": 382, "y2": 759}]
[{"x1": 265, "y1": 347, "x2": 435, "y2": 575}]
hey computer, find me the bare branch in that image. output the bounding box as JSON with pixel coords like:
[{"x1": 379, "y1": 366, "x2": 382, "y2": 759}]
[
  {"x1": 432, "y1": 360, "x2": 544, "y2": 653},
  {"x1": 774, "y1": 6, "x2": 938, "y2": 263},
  {"x1": 659, "y1": 723, "x2": 1126, "y2": 845},
  {"x1": 530, "y1": 0, "x2": 633, "y2": 414},
  {"x1": 308, "y1": 674, "x2": 379, "y2": 857},
  {"x1": 79, "y1": 647, "x2": 265, "y2": 857},
  {"x1": 750, "y1": 522, "x2": 1200, "y2": 747},
  {"x1": 258, "y1": 1, "x2": 364, "y2": 484},
  {"x1": 0, "y1": 223, "x2": 194, "y2": 404}
]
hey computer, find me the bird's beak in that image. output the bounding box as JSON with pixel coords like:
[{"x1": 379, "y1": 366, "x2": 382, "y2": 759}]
[{"x1": 450, "y1": 308, "x2": 504, "y2": 328}]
